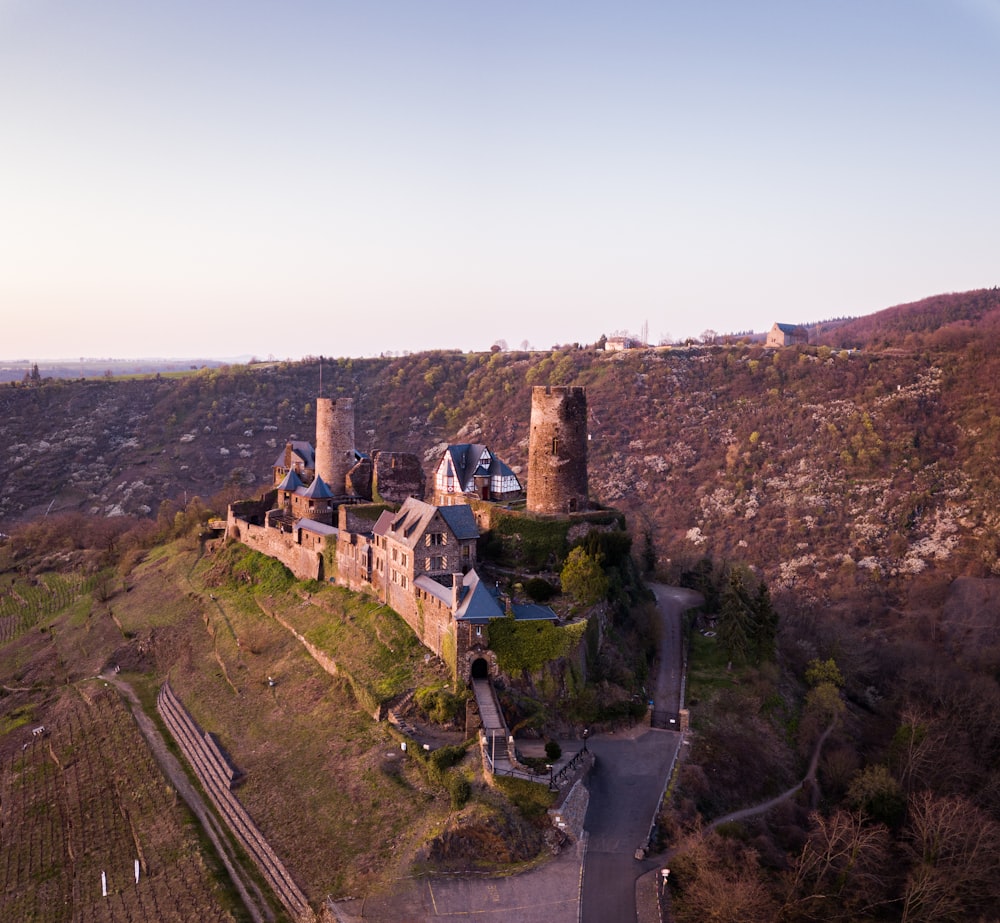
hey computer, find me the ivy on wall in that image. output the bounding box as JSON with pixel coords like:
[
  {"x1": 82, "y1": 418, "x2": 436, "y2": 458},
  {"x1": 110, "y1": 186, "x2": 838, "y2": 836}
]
[{"x1": 488, "y1": 618, "x2": 587, "y2": 675}]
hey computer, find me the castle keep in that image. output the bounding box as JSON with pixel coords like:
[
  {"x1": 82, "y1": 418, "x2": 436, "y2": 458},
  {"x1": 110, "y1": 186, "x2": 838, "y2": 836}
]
[
  {"x1": 526, "y1": 385, "x2": 589, "y2": 515},
  {"x1": 314, "y1": 397, "x2": 356, "y2": 495}
]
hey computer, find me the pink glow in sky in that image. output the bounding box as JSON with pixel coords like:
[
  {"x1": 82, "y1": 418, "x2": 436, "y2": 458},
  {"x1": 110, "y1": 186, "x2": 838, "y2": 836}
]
[{"x1": 2, "y1": 1, "x2": 998, "y2": 359}]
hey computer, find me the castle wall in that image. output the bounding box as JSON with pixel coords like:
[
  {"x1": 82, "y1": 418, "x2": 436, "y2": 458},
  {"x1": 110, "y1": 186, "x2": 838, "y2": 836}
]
[
  {"x1": 526, "y1": 385, "x2": 589, "y2": 515},
  {"x1": 229, "y1": 519, "x2": 326, "y2": 582},
  {"x1": 315, "y1": 397, "x2": 356, "y2": 495},
  {"x1": 409, "y1": 585, "x2": 458, "y2": 669},
  {"x1": 372, "y1": 452, "x2": 426, "y2": 504}
]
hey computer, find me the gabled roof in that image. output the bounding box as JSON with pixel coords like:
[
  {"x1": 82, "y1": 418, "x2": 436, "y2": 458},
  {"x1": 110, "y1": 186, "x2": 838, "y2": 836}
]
[
  {"x1": 438, "y1": 504, "x2": 479, "y2": 541},
  {"x1": 373, "y1": 497, "x2": 480, "y2": 547},
  {"x1": 276, "y1": 468, "x2": 304, "y2": 491},
  {"x1": 272, "y1": 440, "x2": 315, "y2": 470},
  {"x1": 442, "y1": 444, "x2": 521, "y2": 492},
  {"x1": 300, "y1": 474, "x2": 334, "y2": 499},
  {"x1": 414, "y1": 574, "x2": 453, "y2": 606},
  {"x1": 455, "y1": 570, "x2": 506, "y2": 623},
  {"x1": 774, "y1": 322, "x2": 807, "y2": 334},
  {"x1": 375, "y1": 497, "x2": 439, "y2": 547}
]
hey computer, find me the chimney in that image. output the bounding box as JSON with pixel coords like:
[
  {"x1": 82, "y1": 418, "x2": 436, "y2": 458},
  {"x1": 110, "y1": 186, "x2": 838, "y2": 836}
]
[
  {"x1": 284, "y1": 442, "x2": 293, "y2": 470},
  {"x1": 452, "y1": 574, "x2": 463, "y2": 612}
]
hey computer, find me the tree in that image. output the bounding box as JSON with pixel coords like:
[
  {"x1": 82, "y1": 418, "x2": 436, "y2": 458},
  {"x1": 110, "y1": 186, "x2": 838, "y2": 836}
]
[
  {"x1": 901, "y1": 791, "x2": 1000, "y2": 922},
  {"x1": 718, "y1": 570, "x2": 753, "y2": 666},
  {"x1": 749, "y1": 580, "x2": 778, "y2": 662},
  {"x1": 805, "y1": 658, "x2": 844, "y2": 689},
  {"x1": 846, "y1": 764, "x2": 906, "y2": 828},
  {"x1": 782, "y1": 809, "x2": 893, "y2": 921},
  {"x1": 560, "y1": 547, "x2": 608, "y2": 606},
  {"x1": 671, "y1": 832, "x2": 778, "y2": 923}
]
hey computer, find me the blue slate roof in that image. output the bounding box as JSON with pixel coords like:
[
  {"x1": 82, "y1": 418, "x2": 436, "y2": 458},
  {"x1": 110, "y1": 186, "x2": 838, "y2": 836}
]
[
  {"x1": 444, "y1": 444, "x2": 521, "y2": 492},
  {"x1": 438, "y1": 504, "x2": 480, "y2": 541},
  {"x1": 300, "y1": 474, "x2": 334, "y2": 499},
  {"x1": 276, "y1": 469, "x2": 304, "y2": 491},
  {"x1": 297, "y1": 520, "x2": 338, "y2": 536},
  {"x1": 273, "y1": 440, "x2": 315, "y2": 470},
  {"x1": 455, "y1": 570, "x2": 505, "y2": 623},
  {"x1": 512, "y1": 603, "x2": 558, "y2": 622}
]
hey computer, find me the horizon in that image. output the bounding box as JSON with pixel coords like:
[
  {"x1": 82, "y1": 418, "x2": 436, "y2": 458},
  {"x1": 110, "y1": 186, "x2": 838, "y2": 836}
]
[{"x1": 3, "y1": 2, "x2": 999, "y2": 361}]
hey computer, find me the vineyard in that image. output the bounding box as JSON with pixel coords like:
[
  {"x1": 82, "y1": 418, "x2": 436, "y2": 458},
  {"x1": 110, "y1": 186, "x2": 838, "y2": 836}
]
[
  {"x1": 0, "y1": 684, "x2": 239, "y2": 922},
  {"x1": 0, "y1": 573, "x2": 92, "y2": 644}
]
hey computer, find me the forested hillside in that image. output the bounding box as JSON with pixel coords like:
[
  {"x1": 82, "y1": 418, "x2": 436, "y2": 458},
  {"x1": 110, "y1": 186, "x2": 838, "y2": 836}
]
[{"x1": 5, "y1": 289, "x2": 1000, "y2": 631}]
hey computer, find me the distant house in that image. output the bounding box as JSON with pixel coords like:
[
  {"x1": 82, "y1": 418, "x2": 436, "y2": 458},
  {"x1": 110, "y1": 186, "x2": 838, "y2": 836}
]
[
  {"x1": 766, "y1": 323, "x2": 809, "y2": 348},
  {"x1": 604, "y1": 336, "x2": 639, "y2": 352},
  {"x1": 432, "y1": 444, "x2": 522, "y2": 506}
]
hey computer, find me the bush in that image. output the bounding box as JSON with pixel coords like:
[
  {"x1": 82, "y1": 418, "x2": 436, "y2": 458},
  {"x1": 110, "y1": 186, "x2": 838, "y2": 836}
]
[
  {"x1": 524, "y1": 577, "x2": 557, "y2": 602},
  {"x1": 415, "y1": 686, "x2": 465, "y2": 725},
  {"x1": 544, "y1": 740, "x2": 562, "y2": 761},
  {"x1": 448, "y1": 774, "x2": 471, "y2": 810}
]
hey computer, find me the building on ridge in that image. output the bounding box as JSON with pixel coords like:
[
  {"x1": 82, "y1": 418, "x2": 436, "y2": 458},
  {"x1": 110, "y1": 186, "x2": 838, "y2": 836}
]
[
  {"x1": 272, "y1": 441, "x2": 316, "y2": 487},
  {"x1": 765, "y1": 322, "x2": 809, "y2": 348}
]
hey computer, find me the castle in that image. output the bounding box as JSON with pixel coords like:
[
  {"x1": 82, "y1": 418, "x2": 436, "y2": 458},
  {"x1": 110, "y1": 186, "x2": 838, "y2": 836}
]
[{"x1": 227, "y1": 386, "x2": 594, "y2": 682}]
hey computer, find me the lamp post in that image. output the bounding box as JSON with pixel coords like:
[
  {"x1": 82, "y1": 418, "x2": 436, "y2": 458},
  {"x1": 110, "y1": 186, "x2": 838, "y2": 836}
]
[
  {"x1": 582, "y1": 727, "x2": 590, "y2": 752},
  {"x1": 546, "y1": 763, "x2": 555, "y2": 791}
]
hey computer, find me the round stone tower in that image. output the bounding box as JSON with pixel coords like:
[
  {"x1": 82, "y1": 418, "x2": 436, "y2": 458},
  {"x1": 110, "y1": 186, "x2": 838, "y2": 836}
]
[
  {"x1": 527, "y1": 385, "x2": 588, "y2": 515},
  {"x1": 315, "y1": 397, "x2": 356, "y2": 496}
]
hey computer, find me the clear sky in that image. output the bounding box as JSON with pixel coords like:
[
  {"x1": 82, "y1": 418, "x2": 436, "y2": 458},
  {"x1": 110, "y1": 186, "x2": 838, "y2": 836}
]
[{"x1": 2, "y1": 1, "x2": 998, "y2": 360}]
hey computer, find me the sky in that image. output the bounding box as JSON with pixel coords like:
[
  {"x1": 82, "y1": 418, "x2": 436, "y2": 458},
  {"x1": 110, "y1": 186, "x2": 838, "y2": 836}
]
[{"x1": 2, "y1": 1, "x2": 998, "y2": 360}]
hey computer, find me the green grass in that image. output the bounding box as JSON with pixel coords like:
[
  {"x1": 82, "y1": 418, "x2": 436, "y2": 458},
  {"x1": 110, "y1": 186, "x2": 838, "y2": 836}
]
[{"x1": 686, "y1": 631, "x2": 742, "y2": 704}]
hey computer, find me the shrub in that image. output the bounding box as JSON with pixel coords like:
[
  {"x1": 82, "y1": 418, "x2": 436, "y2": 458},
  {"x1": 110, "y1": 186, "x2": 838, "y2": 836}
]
[
  {"x1": 524, "y1": 577, "x2": 557, "y2": 602},
  {"x1": 448, "y1": 774, "x2": 471, "y2": 810},
  {"x1": 544, "y1": 740, "x2": 562, "y2": 761}
]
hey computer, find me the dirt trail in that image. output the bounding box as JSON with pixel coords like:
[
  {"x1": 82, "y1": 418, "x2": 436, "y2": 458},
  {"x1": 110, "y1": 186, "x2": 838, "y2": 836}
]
[
  {"x1": 102, "y1": 674, "x2": 275, "y2": 923},
  {"x1": 705, "y1": 719, "x2": 836, "y2": 831}
]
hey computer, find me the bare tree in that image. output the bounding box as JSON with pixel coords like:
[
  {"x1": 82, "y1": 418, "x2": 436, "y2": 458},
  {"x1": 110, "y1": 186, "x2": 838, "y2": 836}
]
[
  {"x1": 901, "y1": 791, "x2": 1000, "y2": 922},
  {"x1": 782, "y1": 809, "x2": 893, "y2": 921}
]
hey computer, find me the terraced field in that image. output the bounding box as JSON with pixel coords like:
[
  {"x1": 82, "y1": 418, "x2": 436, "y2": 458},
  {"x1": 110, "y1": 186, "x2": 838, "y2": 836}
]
[{"x1": 0, "y1": 684, "x2": 239, "y2": 922}]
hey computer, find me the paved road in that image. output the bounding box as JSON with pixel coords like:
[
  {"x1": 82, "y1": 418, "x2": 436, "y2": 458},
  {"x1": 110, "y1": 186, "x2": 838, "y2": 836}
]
[
  {"x1": 577, "y1": 584, "x2": 700, "y2": 923},
  {"x1": 649, "y1": 585, "x2": 701, "y2": 722},
  {"x1": 580, "y1": 727, "x2": 681, "y2": 923}
]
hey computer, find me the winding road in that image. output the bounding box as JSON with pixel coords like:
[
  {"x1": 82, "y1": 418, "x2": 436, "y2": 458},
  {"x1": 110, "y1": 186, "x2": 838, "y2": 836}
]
[{"x1": 578, "y1": 585, "x2": 701, "y2": 923}]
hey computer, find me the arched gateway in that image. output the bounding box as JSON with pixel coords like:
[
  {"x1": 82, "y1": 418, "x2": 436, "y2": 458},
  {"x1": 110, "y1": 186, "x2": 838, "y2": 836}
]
[{"x1": 470, "y1": 657, "x2": 489, "y2": 680}]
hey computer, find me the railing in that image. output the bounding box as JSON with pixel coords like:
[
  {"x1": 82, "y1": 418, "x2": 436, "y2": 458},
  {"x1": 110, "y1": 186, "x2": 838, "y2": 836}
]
[{"x1": 551, "y1": 746, "x2": 588, "y2": 788}]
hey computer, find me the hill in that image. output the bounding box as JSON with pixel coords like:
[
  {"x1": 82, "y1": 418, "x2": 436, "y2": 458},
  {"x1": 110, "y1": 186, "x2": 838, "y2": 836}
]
[
  {"x1": 5, "y1": 287, "x2": 1000, "y2": 919},
  {"x1": 4, "y1": 289, "x2": 1000, "y2": 627}
]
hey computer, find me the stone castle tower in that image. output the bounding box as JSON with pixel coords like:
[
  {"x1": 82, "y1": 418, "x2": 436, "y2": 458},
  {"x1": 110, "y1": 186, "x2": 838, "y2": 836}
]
[
  {"x1": 526, "y1": 385, "x2": 588, "y2": 514},
  {"x1": 315, "y1": 397, "x2": 356, "y2": 496}
]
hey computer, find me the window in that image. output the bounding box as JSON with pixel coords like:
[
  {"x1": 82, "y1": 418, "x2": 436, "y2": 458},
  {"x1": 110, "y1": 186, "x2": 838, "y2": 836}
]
[
  {"x1": 401, "y1": 553, "x2": 408, "y2": 567},
  {"x1": 427, "y1": 532, "x2": 446, "y2": 546},
  {"x1": 429, "y1": 556, "x2": 445, "y2": 571}
]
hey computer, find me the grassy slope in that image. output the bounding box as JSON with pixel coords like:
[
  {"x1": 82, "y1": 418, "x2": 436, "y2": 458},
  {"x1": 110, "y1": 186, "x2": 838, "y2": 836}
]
[{"x1": 0, "y1": 538, "x2": 461, "y2": 906}]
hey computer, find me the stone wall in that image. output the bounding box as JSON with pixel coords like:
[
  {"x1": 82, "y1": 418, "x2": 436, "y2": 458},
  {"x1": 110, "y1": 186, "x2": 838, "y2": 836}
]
[
  {"x1": 371, "y1": 451, "x2": 426, "y2": 504},
  {"x1": 230, "y1": 519, "x2": 324, "y2": 582}
]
